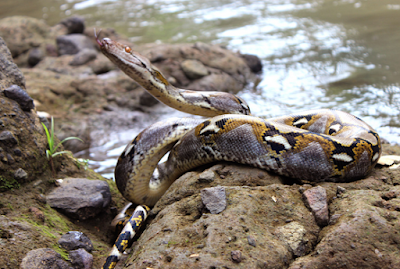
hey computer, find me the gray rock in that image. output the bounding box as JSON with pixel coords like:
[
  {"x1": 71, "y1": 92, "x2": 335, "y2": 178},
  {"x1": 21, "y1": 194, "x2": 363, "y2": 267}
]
[
  {"x1": 240, "y1": 54, "x2": 263, "y2": 73},
  {"x1": 14, "y1": 168, "x2": 28, "y2": 180},
  {"x1": 247, "y1": 235, "x2": 257, "y2": 247},
  {"x1": 201, "y1": 186, "x2": 226, "y2": 214},
  {"x1": 56, "y1": 34, "x2": 96, "y2": 55},
  {"x1": 139, "y1": 90, "x2": 158, "y2": 107},
  {"x1": 69, "y1": 48, "x2": 97, "y2": 66},
  {"x1": 60, "y1": 16, "x2": 85, "y2": 34},
  {"x1": 302, "y1": 186, "x2": 329, "y2": 226},
  {"x1": 69, "y1": 248, "x2": 93, "y2": 269},
  {"x1": 58, "y1": 231, "x2": 93, "y2": 252},
  {"x1": 181, "y1": 59, "x2": 208, "y2": 79},
  {"x1": 0, "y1": 37, "x2": 26, "y2": 88},
  {"x1": 198, "y1": 169, "x2": 215, "y2": 183},
  {"x1": 0, "y1": 131, "x2": 18, "y2": 145},
  {"x1": 46, "y1": 178, "x2": 111, "y2": 220},
  {"x1": 28, "y1": 47, "x2": 45, "y2": 66},
  {"x1": 20, "y1": 248, "x2": 72, "y2": 269},
  {"x1": 3, "y1": 85, "x2": 34, "y2": 111}
]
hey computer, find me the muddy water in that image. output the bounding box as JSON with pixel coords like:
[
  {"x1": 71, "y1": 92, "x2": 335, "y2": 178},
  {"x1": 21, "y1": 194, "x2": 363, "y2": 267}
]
[{"x1": 1, "y1": 0, "x2": 400, "y2": 177}]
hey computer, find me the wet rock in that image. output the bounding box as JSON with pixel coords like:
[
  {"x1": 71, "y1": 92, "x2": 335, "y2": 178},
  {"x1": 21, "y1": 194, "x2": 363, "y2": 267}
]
[
  {"x1": 60, "y1": 16, "x2": 85, "y2": 34},
  {"x1": 58, "y1": 231, "x2": 94, "y2": 252},
  {"x1": 201, "y1": 186, "x2": 226, "y2": 214},
  {"x1": 56, "y1": 34, "x2": 96, "y2": 55},
  {"x1": 3, "y1": 85, "x2": 35, "y2": 111},
  {"x1": 14, "y1": 168, "x2": 28, "y2": 180},
  {"x1": 189, "y1": 73, "x2": 243, "y2": 93},
  {"x1": 20, "y1": 248, "x2": 72, "y2": 269},
  {"x1": 181, "y1": 59, "x2": 208, "y2": 79},
  {"x1": 69, "y1": 248, "x2": 93, "y2": 269},
  {"x1": 240, "y1": 54, "x2": 263, "y2": 73},
  {"x1": 276, "y1": 221, "x2": 307, "y2": 257},
  {"x1": 139, "y1": 90, "x2": 159, "y2": 107},
  {"x1": 28, "y1": 47, "x2": 45, "y2": 67},
  {"x1": 302, "y1": 186, "x2": 329, "y2": 226},
  {"x1": 69, "y1": 48, "x2": 98, "y2": 66},
  {"x1": 46, "y1": 178, "x2": 111, "y2": 220},
  {"x1": 141, "y1": 42, "x2": 256, "y2": 92}
]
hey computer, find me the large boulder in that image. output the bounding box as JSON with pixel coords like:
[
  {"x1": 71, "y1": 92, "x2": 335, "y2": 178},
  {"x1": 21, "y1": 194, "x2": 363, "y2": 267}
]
[
  {"x1": 0, "y1": 36, "x2": 49, "y2": 188},
  {"x1": 121, "y1": 159, "x2": 400, "y2": 269}
]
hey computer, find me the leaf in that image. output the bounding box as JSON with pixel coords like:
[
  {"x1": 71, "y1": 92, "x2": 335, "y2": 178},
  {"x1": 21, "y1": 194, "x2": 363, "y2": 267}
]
[{"x1": 52, "y1": 151, "x2": 72, "y2": 158}]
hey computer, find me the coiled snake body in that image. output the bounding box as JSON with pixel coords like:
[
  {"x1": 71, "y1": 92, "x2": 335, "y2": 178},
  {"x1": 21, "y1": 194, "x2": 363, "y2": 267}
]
[{"x1": 97, "y1": 36, "x2": 382, "y2": 268}]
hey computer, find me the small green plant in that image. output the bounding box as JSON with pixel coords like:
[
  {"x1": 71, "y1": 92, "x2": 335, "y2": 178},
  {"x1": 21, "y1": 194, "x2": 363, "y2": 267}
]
[
  {"x1": 42, "y1": 117, "x2": 83, "y2": 177},
  {"x1": 75, "y1": 158, "x2": 90, "y2": 170}
]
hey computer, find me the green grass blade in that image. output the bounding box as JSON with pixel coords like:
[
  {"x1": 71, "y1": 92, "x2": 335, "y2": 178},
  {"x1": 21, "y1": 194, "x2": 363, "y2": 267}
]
[{"x1": 52, "y1": 151, "x2": 72, "y2": 158}]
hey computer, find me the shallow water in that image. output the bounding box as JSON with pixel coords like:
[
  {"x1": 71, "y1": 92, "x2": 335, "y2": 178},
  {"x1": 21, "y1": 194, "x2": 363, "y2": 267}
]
[{"x1": 1, "y1": 0, "x2": 400, "y2": 178}]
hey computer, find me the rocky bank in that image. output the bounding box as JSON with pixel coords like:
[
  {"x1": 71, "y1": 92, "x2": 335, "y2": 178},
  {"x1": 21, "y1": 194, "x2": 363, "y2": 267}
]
[{"x1": 0, "y1": 15, "x2": 399, "y2": 269}]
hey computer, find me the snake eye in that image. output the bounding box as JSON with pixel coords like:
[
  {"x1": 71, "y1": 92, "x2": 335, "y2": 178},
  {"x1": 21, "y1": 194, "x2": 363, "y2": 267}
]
[{"x1": 125, "y1": 46, "x2": 132, "y2": 53}]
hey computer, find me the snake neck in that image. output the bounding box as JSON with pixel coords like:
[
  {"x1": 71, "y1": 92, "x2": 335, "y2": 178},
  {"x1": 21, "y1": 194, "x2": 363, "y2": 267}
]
[{"x1": 98, "y1": 37, "x2": 251, "y2": 117}]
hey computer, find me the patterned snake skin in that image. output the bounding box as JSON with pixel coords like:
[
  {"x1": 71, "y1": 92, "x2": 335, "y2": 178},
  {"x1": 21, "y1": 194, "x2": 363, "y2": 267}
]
[{"x1": 97, "y1": 35, "x2": 382, "y2": 268}]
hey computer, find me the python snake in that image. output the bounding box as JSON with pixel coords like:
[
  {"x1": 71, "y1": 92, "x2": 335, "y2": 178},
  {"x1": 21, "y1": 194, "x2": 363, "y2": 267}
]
[{"x1": 97, "y1": 36, "x2": 382, "y2": 268}]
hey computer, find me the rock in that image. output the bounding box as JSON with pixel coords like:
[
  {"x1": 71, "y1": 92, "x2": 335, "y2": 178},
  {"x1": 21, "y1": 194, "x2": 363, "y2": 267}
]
[
  {"x1": 141, "y1": 42, "x2": 256, "y2": 92},
  {"x1": 28, "y1": 47, "x2": 45, "y2": 67},
  {"x1": 302, "y1": 186, "x2": 329, "y2": 226},
  {"x1": 247, "y1": 235, "x2": 257, "y2": 247},
  {"x1": 231, "y1": 250, "x2": 242, "y2": 263},
  {"x1": 289, "y1": 188, "x2": 400, "y2": 269},
  {"x1": 14, "y1": 168, "x2": 28, "y2": 180},
  {"x1": 46, "y1": 178, "x2": 111, "y2": 220},
  {"x1": 189, "y1": 73, "x2": 243, "y2": 92},
  {"x1": 69, "y1": 48, "x2": 98, "y2": 66},
  {"x1": 197, "y1": 169, "x2": 215, "y2": 183},
  {"x1": 240, "y1": 54, "x2": 263, "y2": 73},
  {"x1": 201, "y1": 186, "x2": 226, "y2": 214},
  {"x1": 20, "y1": 248, "x2": 72, "y2": 269},
  {"x1": 0, "y1": 16, "x2": 51, "y2": 58},
  {"x1": 29, "y1": 206, "x2": 45, "y2": 223},
  {"x1": 0, "y1": 131, "x2": 18, "y2": 146},
  {"x1": 275, "y1": 221, "x2": 307, "y2": 257},
  {"x1": 69, "y1": 248, "x2": 93, "y2": 269},
  {"x1": 3, "y1": 84, "x2": 35, "y2": 111},
  {"x1": 56, "y1": 34, "x2": 96, "y2": 55},
  {"x1": 60, "y1": 16, "x2": 85, "y2": 34},
  {"x1": 181, "y1": 59, "x2": 208, "y2": 79},
  {"x1": 138, "y1": 90, "x2": 158, "y2": 107},
  {"x1": 58, "y1": 231, "x2": 94, "y2": 252},
  {"x1": 0, "y1": 37, "x2": 26, "y2": 88}
]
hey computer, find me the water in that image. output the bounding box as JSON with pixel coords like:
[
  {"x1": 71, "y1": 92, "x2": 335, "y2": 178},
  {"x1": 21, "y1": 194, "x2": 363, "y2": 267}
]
[{"x1": 1, "y1": 0, "x2": 400, "y2": 178}]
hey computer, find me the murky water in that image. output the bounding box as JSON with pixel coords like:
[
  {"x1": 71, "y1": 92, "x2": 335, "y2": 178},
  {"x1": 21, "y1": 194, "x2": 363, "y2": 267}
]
[{"x1": 1, "y1": 0, "x2": 400, "y2": 178}]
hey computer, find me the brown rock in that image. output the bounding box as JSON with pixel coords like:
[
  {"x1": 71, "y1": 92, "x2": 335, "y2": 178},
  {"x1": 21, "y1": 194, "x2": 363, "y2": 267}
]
[{"x1": 302, "y1": 186, "x2": 329, "y2": 226}]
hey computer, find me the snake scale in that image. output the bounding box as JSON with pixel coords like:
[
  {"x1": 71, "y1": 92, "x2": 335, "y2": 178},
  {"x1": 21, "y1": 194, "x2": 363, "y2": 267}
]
[{"x1": 96, "y1": 36, "x2": 382, "y2": 268}]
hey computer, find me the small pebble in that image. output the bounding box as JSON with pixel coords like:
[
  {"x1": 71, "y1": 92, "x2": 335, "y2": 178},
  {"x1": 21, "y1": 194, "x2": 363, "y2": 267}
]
[
  {"x1": 247, "y1": 235, "x2": 256, "y2": 247},
  {"x1": 231, "y1": 250, "x2": 242, "y2": 263}
]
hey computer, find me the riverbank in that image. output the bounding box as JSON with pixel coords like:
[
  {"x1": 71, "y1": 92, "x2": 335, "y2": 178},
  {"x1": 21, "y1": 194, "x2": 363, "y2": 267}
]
[{"x1": 0, "y1": 16, "x2": 399, "y2": 269}]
